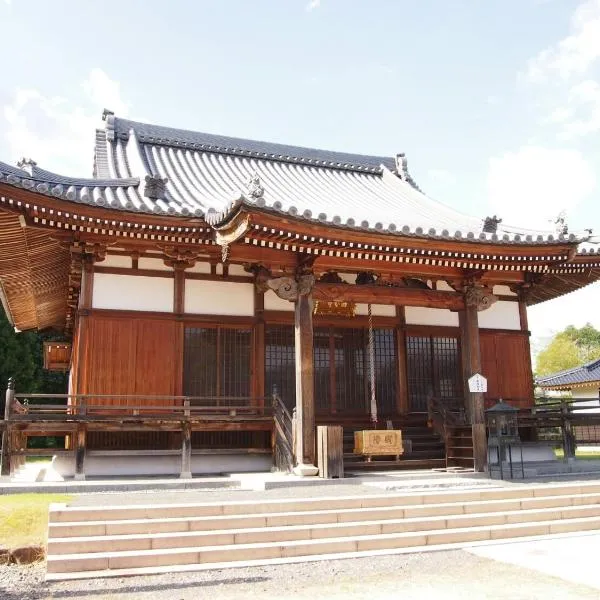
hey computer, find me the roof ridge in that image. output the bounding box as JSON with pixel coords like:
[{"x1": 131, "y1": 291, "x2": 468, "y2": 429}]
[{"x1": 108, "y1": 116, "x2": 401, "y2": 176}]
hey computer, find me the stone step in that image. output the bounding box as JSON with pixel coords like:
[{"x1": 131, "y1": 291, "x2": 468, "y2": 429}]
[
  {"x1": 48, "y1": 491, "x2": 600, "y2": 538},
  {"x1": 48, "y1": 482, "x2": 600, "y2": 524},
  {"x1": 46, "y1": 515, "x2": 600, "y2": 575},
  {"x1": 47, "y1": 503, "x2": 600, "y2": 555}
]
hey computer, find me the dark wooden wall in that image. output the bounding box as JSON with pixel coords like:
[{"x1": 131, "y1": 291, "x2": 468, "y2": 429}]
[{"x1": 480, "y1": 331, "x2": 534, "y2": 408}]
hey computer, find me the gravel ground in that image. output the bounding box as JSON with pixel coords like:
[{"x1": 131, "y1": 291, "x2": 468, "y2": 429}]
[{"x1": 1, "y1": 549, "x2": 598, "y2": 600}]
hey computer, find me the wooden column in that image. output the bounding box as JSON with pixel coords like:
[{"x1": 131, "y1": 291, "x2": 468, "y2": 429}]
[
  {"x1": 462, "y1": 288, "x2": 488, "y2": 473},
  {"x1": 74, "y1": 252, "x2": 95, "y2": 396},
  {"x1": 181, "y1": 422, "x2": 192, "y2": 479},
  {"x1": 174, "y1": 265, "x2": 185, "y2": 314},
  {"x1": 1, "y1": 378, "x2": 14, "y2": 477},
  {"x1": 254, "y1": 289, "x2": 266, "y2": 402},
  {"x1": 395, "y1": 306, "x2": 409, "y2": 415},
  {"x1": 181, "y1": 400, "x2": 192, "y2": 478},
  {"x1": 74, "y1": 424, "x2": 86, "y2": 480},
  {"x1": 293, "y1": 292, "x2": 318, "y2": 475}
]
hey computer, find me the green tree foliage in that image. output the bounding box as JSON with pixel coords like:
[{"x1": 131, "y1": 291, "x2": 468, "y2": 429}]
[
  {"x1": 0, "y1": 306, "x2": 68, "y2": 408},
  {"x1": 536, "y1": 323, "x2": 600, "y2": 376}
]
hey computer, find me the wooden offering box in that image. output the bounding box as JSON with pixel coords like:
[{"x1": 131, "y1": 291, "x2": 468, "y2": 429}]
[{"x1": 354, "y1": 430, "x2": 404, "y2": 461}]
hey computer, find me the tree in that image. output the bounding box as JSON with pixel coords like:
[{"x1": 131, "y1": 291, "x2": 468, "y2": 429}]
[
  {"x1": 0, "y1": 305, "x2": 68, "y2": 406},
  {"x1": 536, "y1": 323, "x2": 600, "y2": 376}
]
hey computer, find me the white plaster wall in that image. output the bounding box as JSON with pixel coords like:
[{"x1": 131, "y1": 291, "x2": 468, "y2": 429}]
[
  {"x1": 101, "y1": 254, "x2": 131, "y2": 268},
  {"x1": 355, "y1": 303, "x2": 396, "y2": 317},
  {"x1": 478, "y1": 300, "x2": 521, "y2": 330},
  {"x1": 93, "y1": 273, "x2": 174, "y2": 312},
  {"x1": 264, "y1": 290, "x2": 295, "y2": 312},
  {"x1": 228, "y1": 264, "x2": 253, "y2": 277},
  {"x1": 52, "y1": 452, "x2": 272, "y2": 477},
  {"x1": 187, "y1": 261, "x2": 212, "y2": 274},
  {"x1": 573, "y1": 386, "x2": 600, "y2": 399},
  {"x1": 405, "y1": 306, "x2": 459, "y2": 327},
  {"x1": 185, "y1": 280, "x2": 254, "y2": 315},
  {"x1": 138, "y1": 256, "x2": 172, "y2": 271},
  {"x1": 494, "y1": 285, "x2": 518, "y2": 297}
]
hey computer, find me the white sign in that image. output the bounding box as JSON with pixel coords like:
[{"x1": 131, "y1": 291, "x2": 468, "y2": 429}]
[{"x1": 468, "y1": 373, "x2": 488, "y2": 393}]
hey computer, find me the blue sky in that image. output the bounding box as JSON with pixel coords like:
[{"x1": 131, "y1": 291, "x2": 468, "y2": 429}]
[{"x1": 1, "y1": 0, "x2": 599, "y2": 351}]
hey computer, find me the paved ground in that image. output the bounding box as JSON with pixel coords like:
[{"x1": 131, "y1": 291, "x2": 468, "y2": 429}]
[{"x1": 2, "y1": 545, "x2": 599, "y2": 599}]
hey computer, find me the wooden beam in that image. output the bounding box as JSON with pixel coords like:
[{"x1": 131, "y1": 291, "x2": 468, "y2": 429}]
[{"x1": 313, "y1": 283, "x2": 464, "y2": 310}]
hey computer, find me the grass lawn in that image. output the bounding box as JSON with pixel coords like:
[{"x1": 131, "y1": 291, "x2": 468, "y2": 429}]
[
  {"x1": 0, "y1": 494, "x2": 71, "y2": 549},
  {"x1": 554, "y1": 448, "x2": 600, "y2": 460}
]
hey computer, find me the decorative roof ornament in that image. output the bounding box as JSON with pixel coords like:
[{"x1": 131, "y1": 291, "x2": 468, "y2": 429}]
[
  {"x1": 143, "y1": 175, "x2": 168, "y2": 200},
  {"x1": 245, "y1": 172, "x2": 264, "y2": 199},
  {"x1": 394, "y1": 153, "x2": 422, "y2": 191},
  {"x1": 16, "y1": 158, "x2": 38, "y2": 176},
  {"x1": 483, "y1": 215, "x2": 502, "y2": 233},
  {"x1": 553, "y1": 211, "x2": 568, "y2": 236},
  {"x1": 102, "y1": 108, "x2": 115, "y2": 121}
]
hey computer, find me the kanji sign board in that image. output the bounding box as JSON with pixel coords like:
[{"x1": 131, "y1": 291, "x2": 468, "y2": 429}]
[{"x1": 468, "y1": 373, "x2": 488, "y2": 393}]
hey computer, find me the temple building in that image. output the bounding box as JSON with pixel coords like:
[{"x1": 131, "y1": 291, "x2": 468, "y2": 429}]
[{"x1": 1, "y1": 111, "x2": 599, "y2": 478}]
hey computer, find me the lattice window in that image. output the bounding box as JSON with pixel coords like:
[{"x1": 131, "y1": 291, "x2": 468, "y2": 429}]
[
  {"x1": 406, "y1": 335, "x2": 461, "y2": 411},
  {"x1": 265, "y1": 325, "x2": 296, "y2": 412},
  {"x1": 265, "y1": 325, "x2": 397, "y2": 416},
  {"x1": 184, "y1": 327, "x2": 252, "y2": 398}
]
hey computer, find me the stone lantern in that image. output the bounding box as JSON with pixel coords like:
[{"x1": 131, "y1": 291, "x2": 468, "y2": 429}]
[{"x1": 486, "y1": 399, "x2": 522, "y2": 478}]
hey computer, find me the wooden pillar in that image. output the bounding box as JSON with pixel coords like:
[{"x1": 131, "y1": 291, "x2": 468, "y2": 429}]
[
  {"x1": 174, "y1": 265, "x2": 185, "y2": 314},
  {"x1": 395, "y1": 306, "x2": 409, "y2": 415},
  {"x1": 1, "y1": 379, "x2": 14, "y2": 477},
  {"x1": 293, "y1": 292, "x2": 318, "y2": 475},
  {"x1": 462, "y1": 299, "x2": 487, "y2": 473},
  {"x1": 74, "y1": 254, "x2": 94, "y2": 397},
  {"x1": 74, "y1": 424, "x2": 86, "y2": 481},
  {"x1": 181, "y1": 399, "x2": 192, "y2": 478},
  {"x1": 254, "y1": 289, "x2": 266, "y2": 403},
  {"x1": 519, "y1": 297, "x2": 535, "y2": 404},
  {"x1": 181, "y1": 421, "x2": 192, "y2": 479}
]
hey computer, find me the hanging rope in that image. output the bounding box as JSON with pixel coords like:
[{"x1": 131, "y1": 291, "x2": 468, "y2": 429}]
[{"x1": 368, "y1": 303, "x2": 378, "y2": 426}]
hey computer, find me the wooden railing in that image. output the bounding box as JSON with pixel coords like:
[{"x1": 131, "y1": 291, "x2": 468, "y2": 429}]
[
  {"x1": 6, "y1": 393, "x2": 273, "y2": 420},
  {"x1": 272, "y1": 391, "x2": 295, "y2": 473},
  {"x1": 513, "y1": 398, "x2": 600, "y2": 459},
  {"x1": 0, "y1": 380, "x2": 276, "y2": 477}
]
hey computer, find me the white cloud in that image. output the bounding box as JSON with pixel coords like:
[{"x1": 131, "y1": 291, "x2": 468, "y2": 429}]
[
  {"x1": 526, "y1": 0, "x2": 600, "y2": 82},
  {"x1": 487, "y1": 146, "x2": 596, "y2": 230},
  {"x1": 2, "y1": 68, "x2": 129, "y2": 177},
  {"x1": 306, "y1": 0, "x2": 321, "y2": 11}
]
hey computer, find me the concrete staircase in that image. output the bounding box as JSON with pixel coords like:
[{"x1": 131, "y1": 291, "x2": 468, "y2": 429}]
[{"x1": 46, "y1": 481, "x2": 600, "y2": 580}]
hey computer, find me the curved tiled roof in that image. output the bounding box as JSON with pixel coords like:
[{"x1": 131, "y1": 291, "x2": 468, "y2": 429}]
[
  {"x1": 537, "y1": 358, "x2": 600, "y2": 388},
  {"x1": 85, "y1": 113, "x2": 582, "y2": 244},
  {"x1": 0, "y1": 112, "x2": 591, "y2": 245},
  {"x1": 0, "y1": 159, "x2": 144, "y2": 211}
]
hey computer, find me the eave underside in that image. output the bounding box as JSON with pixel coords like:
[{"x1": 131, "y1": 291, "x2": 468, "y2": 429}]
[{"x1": 0, "y1": 208, "x2": 70, "y2": 330}]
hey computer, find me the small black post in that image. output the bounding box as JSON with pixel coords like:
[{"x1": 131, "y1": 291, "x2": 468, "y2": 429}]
[
  {"x1": 561, "y1": 401, "x2": 576, "y2": 461},
  {"x1": 1, "y1": 378, "x2": 15, "y2": 477}
]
